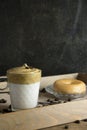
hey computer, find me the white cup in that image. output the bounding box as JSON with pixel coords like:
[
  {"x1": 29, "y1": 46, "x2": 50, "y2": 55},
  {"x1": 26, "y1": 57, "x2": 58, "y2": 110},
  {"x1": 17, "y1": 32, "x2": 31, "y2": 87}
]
[{"x1": 7, "y1": 64, "x2": 41, "y2": 110}]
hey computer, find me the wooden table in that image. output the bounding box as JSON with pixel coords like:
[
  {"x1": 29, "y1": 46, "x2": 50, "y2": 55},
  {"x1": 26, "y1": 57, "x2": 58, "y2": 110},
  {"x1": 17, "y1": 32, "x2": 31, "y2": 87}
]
[
  {"x1": 42, "y1": 120, "x2": 87, "y2": 130},
  {"x1": 0, "y1": 73, "x2": 87, "y2": 130}
]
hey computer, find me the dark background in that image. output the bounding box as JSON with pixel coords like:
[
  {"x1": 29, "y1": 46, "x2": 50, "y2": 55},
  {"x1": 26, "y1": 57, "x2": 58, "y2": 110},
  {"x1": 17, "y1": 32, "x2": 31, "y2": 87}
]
[{"x1": 0, "y1": 0, "x2": 87, "y2": 76}]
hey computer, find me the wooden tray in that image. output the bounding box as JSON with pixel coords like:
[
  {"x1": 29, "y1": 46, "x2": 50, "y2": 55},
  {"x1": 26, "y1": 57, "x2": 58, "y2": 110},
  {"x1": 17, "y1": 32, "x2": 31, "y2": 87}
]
[{"x1": 0, "y1": 73, "x2": 87, "y2": 130}]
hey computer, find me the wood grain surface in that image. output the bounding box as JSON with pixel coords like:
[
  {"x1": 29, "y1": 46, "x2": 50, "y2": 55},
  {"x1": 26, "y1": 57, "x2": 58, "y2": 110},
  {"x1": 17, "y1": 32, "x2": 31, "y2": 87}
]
[
  {"x1": 41, "y1": 120, "x2": 87, "y2": 130},
  {"x1": 0, "y1": 73, "x2": 87, "y2": 130},
  {"x1": 0, "y1": 99, "x2": 87, "y2": 130}
]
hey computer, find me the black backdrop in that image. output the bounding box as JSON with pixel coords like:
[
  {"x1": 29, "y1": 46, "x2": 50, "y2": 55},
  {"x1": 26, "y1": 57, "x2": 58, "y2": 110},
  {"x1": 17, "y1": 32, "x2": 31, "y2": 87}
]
[{"x1": 0, "y1": 0, "x2": 87, "y2": 76}]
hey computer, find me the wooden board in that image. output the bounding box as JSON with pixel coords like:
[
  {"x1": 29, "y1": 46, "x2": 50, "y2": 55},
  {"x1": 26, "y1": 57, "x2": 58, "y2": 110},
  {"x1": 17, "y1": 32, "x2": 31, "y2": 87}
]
[
  {"x1": 0, "y1": 99, "x2": 87, "y2": 130},
  {"x1": 42, "y1": 120, "x2": 87, "y2": 130},
  {"x1": 0, "y1": 73, "x2": 87, "y2": 130}
]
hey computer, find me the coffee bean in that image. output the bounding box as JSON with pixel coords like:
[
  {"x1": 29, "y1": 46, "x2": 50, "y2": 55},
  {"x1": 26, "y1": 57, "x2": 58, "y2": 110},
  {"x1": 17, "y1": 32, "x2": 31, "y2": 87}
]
[
  {"x1": 47, "y1": 99, "x2": 51, "y2": 102},
  {"x1": 82, "y1": 119, "x2": 87, "y2": 122},
  {"x1": 67, "y1": 98, "x2": 71, "y2": 102},
  {"x1": 74, "y1": 120, "x2": 80, "y2": 124},
  {"x1": 0, "y1": 99, "x2": 7, "y2": 103},
  {"x1": 2, "y1": 108, "x2": 12, "y2": 113},
  {"x1": 40, "y1": 88, "x2": 46, "y2": 93},
  {"x1": 54, "y1": 98, "x2": 59, "y2": 101},
  {"x1": 64, "y1": 125, "x2": 69, "y2": 129},
  {"x1": 50, "y1": 100, "x2": 53, "y2": 103},
  {"x1": 64, "y1": 100, "x2": 67, "y2": 103}
]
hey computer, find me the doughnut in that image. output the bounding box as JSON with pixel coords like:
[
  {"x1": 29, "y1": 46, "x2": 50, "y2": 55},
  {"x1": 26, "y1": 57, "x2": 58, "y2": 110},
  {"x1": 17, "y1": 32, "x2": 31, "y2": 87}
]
[{"x1": 53, "y1": 78, "x2": 86, "y2": 94}]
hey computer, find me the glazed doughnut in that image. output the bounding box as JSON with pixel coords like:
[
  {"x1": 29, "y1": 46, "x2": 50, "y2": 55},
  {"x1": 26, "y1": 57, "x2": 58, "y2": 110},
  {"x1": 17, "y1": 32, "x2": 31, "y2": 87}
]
[{"x1": 53, "y1": 78, "x2": 86, "y2": 94}]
